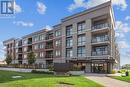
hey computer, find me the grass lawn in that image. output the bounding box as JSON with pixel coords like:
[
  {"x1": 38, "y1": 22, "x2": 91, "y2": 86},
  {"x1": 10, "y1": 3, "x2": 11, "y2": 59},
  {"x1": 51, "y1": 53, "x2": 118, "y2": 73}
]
[
  {"x1": 112, "y1": 73, "x2": 130, "y2": 83},
  {"x1": 0, "y1": 70, "x2": 104, "y2": 87}
]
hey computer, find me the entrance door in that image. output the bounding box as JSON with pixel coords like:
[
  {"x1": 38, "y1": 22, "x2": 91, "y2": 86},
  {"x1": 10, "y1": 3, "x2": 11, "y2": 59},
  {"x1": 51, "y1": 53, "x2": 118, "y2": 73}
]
[{"x1": 91, "y1": 63, "x2": 108, "y2": 73}]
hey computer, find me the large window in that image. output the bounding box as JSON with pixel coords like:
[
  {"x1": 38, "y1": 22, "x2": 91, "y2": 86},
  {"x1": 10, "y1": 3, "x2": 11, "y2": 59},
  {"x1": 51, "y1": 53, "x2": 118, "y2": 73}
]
[
  {"x1": 39, "y1": 34, "x2": 44, "y2": 41},
  {"x1": 77, "y1": 21, "x2": 86, "y2": 34},
  {"x1": 77, "y1": 47, "x2": 86, "y2": 57},
  {"x1": 24, "y1": 47, "x2": 27, "y2": 52},
  {"x1": 55, "y1": 30, "x2": 61, "y2": 37},
  {"x1": 40, "y1": 52, "x2": 44, "y2": 57},
  {"x1": 39, "y1": 43, "x2": 44, "y2": 49},
  {"x1": 33, "y1": 35, "x2": 39, "y2": 42},
  {"x1": 24, "y1": 54, "x2": 27, "y2": 59},
  {"x1": 55, "y1": 40, "x2": 61, "y2": 47},
  {"x1": 55, "y1": 50, "x2": 61, "y2": 56},
  {"x1": 94, "y1": 46, "x2": 108, "y2": 52},
  {"x1": 66, "y1": 25, "x2": 73, "y2": 36},
  {"x1": 78, "y1": 35, "x2": 86, "y2": 46},
  {"x1": 66, "y1": 37, "x2": 73, "y2": 47},
  {"x1": 23, "y1": 39, "x2": 27, "y2": 45},
  {"x1": 66, "y1": 48, "x2": 73, "y2": 57},
  {"x1": 34, "y1": 44, "x2": 38, "y2": 50}
]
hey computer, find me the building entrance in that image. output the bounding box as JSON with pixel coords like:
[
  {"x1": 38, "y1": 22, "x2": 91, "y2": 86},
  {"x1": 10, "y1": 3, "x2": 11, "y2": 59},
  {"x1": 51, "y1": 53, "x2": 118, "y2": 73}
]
[{"x1": 91, "y1": 63, "x2": 108, "y2": 73}]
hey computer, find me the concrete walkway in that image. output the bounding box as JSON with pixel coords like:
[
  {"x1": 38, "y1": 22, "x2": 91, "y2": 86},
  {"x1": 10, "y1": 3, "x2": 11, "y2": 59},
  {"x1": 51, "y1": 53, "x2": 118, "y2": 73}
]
[{"x1": 85, "y1": 73, "x2": 130, "y2": 87}]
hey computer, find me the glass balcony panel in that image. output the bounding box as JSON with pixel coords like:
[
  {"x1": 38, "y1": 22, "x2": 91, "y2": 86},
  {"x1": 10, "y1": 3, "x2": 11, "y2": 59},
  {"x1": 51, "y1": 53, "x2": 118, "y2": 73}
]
[
  {"x1": 92, "y1": 23, "x2": 110, "y2": 30},
  {"x1": 92, "y1": 51, "x2": 109, "y2": 56}
]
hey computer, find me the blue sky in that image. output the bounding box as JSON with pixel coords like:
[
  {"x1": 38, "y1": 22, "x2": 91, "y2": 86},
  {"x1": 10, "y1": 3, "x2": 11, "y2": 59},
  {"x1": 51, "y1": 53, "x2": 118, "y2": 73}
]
[{"x1": 0, "y1": 0, "x2": 130, "y2": 66}]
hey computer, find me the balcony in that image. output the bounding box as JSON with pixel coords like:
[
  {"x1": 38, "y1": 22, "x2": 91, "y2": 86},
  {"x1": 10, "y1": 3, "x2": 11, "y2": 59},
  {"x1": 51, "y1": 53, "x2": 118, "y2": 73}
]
[
  {"x1": 45, "y1": 45, "x2": 53, "y2": 49},
  {"x1": 46, "y1": 34, "x2": 54, "y2": 40},
  {"x1": 92, "y1": 23, "x2": 110, "y2": 32},
  {"x1": 18, "y1": 50, "x2": 22, "y2": 53},
  {"x1": 28, "y1": 41, "x2": 32, "y2": 45},
  {"x1": 92, "y1": 35, "x2": 109, "y2": 45},
  {"x1": 27, "y1": 38, "x2": 32, "y2": 45},
  {"x1": 92, "y1": 51, "x2": 109, "y2": 56},
  {"x1": 45, "y1": 55, "x2": 53, "y2": 58},
  {"x1": 18, "y1": 41, "x2": 22, "y2": 46}
]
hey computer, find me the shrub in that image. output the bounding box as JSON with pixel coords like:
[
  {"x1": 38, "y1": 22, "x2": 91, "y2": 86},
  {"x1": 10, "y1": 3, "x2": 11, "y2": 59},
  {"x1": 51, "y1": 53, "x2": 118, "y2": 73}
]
[
  {"x1": 31, "y1": 70, "x2": 53, "y2": 74},
  {"x1": 111, "y1": 70, "x2": 116, "y2": 74},
  {"x1": 117, "y1": 70, "x2": 121, "y2": 73},
  {"x1": 48, "y1": 65, "x2": 54, "y2": 71},
  {"x1": 72, "y1": 65, "x2": 81, "y2": 71}
]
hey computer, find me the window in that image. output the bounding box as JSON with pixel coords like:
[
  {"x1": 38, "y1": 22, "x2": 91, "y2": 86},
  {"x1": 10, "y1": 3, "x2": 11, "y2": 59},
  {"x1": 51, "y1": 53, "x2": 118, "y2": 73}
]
[
  {"x1": 66, "y1": 25, "x2": 73, "y2": 36},
  {"x1": 94, "y1": 46, "x2": 108, "y2": 52},
  {"x1": 78, "y1": 35, "x2": 86, "y2": 46},
  {"x1": 55, "y1": 40, "x2": 61, "y2": 46},
  {"x1": 66, "y1": 48, "x2": 73, "y2": 57},
  {"x1": 16, "y1": 49, "x2": 18, "y2": 53},
  {"x1": 77, "y1": 21, "x2": 86, "y2": 34},
  {"x1": 24, "y1": 54, "x2": 27, "y2": 59},
  {"x1": 39, "y1": 43, "x2": 44, "y2": 49},
  {"x1": 16, "y1": 42, "x2": 18, "y2": 47},
  {"x1": 39, "y1": 34, "x2": 44, "y2": 41},
  {"x1": 55, "y1": 50, "x2": 61, "y2": 56},
  {"x1": 24, "y1": 47, "x2": 27, "y2": 52},
  {"x1": 55, "y1": 30, "x2": 61, "y2": 37},
  {"x1": 23, "y1": 39, "x2": 27, "y2": 45},
  {"x1": 34, "y1": 44, "x2": 38, "y2": 50},
  {"x1": 77, "y1": 47, "x2": 85, "y2": 57},
  {"x1": 40, "y1": 52, "x2": 44, "y2": 57},
  {"x1": 66, "y1": 37, "x2": 73, "y2": 47},
  {"x1": 33, "y1": 35, "x2": 39, "y2": 42}
]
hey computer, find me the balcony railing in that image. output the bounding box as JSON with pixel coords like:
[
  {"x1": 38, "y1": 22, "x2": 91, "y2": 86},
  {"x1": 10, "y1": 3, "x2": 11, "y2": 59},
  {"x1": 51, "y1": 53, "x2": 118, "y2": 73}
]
[
  {"x1": 92, "y1": 51, "x2": 109, "y2": 56},
  {"x1": 45, "y1": 45, "x2": 53, "y2": 49},
  {"x1": 28, "y1": 41, "x2": 32, "y2": 45},
  {"x1": 92, "y1": 36, "x2": 109, "y2": 43},
  {"x1": 92, "y1": 23, "x2": 110, "y2": 30},
  {"x1": 46, "y1": 35, "x2": 53, "y2": 40},
  {"x1": 45, "y1": 55, "x2": 53, "y2": 58},
  {"x1": 18, "y1": 43, "x2": 22, "y2": 46},
  {"x1": 18, "y1": 50, "x2": 22, "y2": 53}
]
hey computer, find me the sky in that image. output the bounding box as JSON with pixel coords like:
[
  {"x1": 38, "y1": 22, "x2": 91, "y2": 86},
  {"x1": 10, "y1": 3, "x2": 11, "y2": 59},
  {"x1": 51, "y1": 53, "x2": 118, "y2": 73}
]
[{"x1": 0, "y1": 0, "x2": 130, "y2": 66}]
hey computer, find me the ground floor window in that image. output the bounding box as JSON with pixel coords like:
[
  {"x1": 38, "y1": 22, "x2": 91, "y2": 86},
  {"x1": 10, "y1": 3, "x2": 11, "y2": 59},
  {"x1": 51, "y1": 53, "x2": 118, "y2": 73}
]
[{"x1": 91, "y1": 62, "x2": 110, "y2": 73}]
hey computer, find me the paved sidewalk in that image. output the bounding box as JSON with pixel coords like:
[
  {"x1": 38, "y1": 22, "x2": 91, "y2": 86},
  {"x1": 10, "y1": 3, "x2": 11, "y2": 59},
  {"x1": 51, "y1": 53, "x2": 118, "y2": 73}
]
[{"x1": 85, "y1": 73, "x2": 130, "y2": 87}]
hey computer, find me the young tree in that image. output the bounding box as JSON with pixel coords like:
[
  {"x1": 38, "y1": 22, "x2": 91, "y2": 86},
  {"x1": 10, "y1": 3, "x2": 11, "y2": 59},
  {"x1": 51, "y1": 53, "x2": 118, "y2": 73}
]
[
  {"x1": 5, "y1": 55, "x2": 12, "y2": 65},
  {"x1": 27, "y1": 52, "x2": 36, "y2": 65},
  {"x1": 122, "y1": 64, "x2": 130, "y2": 70}
]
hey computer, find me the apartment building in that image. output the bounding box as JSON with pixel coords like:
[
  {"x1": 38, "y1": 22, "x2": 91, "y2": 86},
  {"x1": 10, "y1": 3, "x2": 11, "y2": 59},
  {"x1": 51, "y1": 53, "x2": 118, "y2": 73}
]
[{"x1": 3, "y1": 1, "x2": 120, "y2": 73}]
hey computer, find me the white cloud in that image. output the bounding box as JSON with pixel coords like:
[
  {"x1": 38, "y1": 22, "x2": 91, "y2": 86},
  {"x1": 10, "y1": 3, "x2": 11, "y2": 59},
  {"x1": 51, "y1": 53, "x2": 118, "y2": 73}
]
[
  {"x1": 118, "y1": 41, "x2": 129, "y2": 49},
  {"x1": 68, "y1": 0, "x2": 127, "y2": 11},
  {"x1": 115, "y1": 32, "x2": 125, "y2": 38},
  {"x1": 112, "y1": 0, "x2": 127, "y2": 11},
  {"x1": 68, "y1": 0, "x2": 88, "y2": 11},
  {"x1": 125, "y1": 16, "x2": 130, "y2": 21},
  {"x1": 45, "y1": 25, "x2": 52, "y2": 30},
  {"x1": 13, "y1": 21, "x2": 34, "y2": 27},
  {"x1": 14, "y1": 2, "x2": 22, "y2": 13},
  {"x1": 115, "y1": 21, "x2": 130, "y2": 33},
  {"x1": 115, "y1": 21, "x2": 130, "y2": 39},
  {"x1": 37, "y1": 1, "x2": 47, "y2": 15}
]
